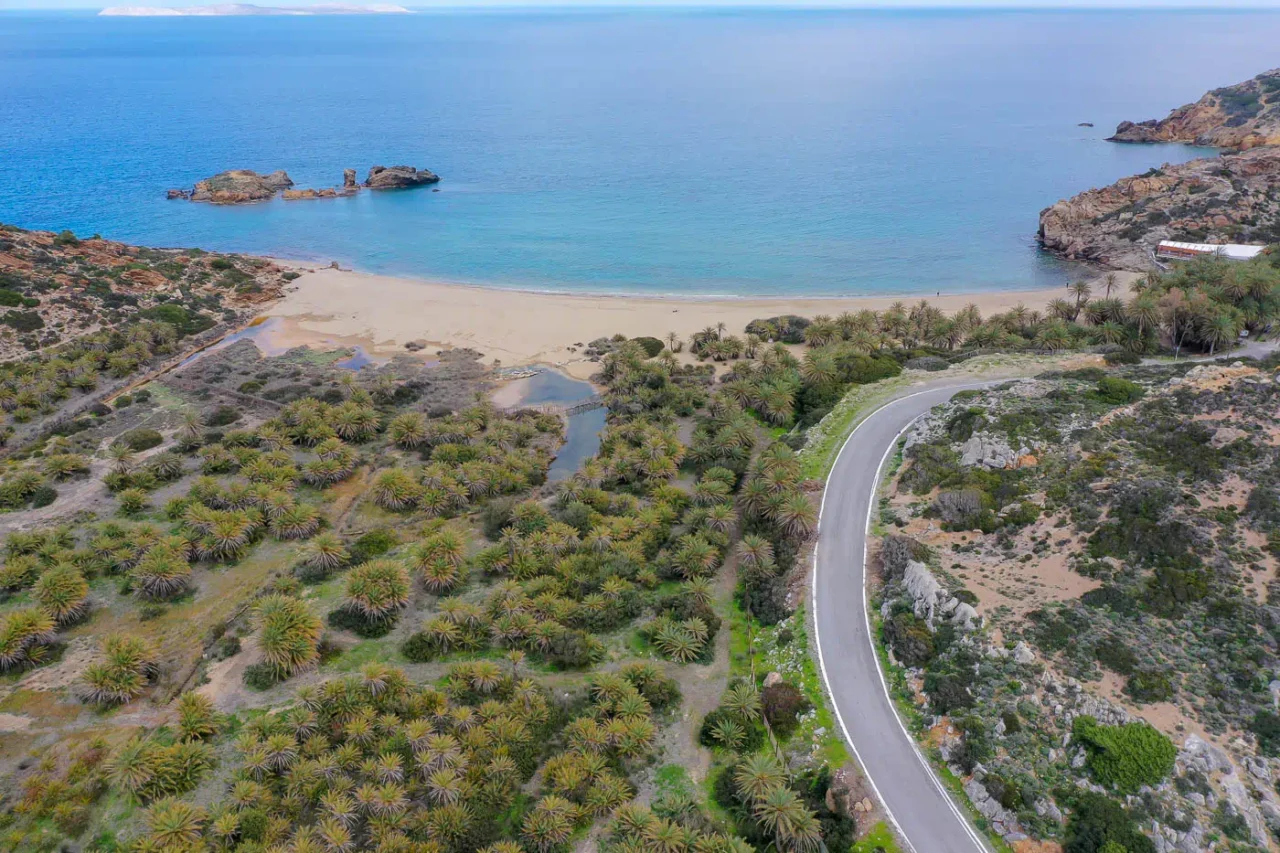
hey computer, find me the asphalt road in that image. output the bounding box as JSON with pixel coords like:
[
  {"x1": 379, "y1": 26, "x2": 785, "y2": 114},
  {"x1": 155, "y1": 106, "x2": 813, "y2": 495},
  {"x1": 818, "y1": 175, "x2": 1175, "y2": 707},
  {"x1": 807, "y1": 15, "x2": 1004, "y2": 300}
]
[{"x1": 812, "y1": 381, "x2": 999, "y2": 853}]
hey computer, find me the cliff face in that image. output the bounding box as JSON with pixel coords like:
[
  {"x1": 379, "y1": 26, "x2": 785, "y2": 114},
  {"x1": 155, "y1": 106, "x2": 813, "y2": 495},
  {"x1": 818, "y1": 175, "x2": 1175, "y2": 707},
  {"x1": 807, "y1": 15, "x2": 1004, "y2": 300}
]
[
  {"x1": 1108, "y1": 69, "x2": 1280, "y2": 151},
  {"x1": 1038, "y1": 146, "x2": 1280, "y2": 270}
]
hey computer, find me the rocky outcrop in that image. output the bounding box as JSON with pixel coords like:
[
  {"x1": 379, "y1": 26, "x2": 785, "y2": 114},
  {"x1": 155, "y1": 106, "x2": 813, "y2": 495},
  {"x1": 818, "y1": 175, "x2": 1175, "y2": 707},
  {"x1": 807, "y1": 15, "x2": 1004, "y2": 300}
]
[
  {"x1": 282, "y1": 188, "x2": 338, "y2": 200},
  {"x1": 171, "y1": 165, "x2": 438, "y2": 203},
  {"x1": 365, "y1": 165, "x2": 440, "y2": 189},
  {"x1": 900, "y1": 560, "x2": 980, "y2": 630},
  {"x1": 1038, "y1": 145, "x2": 1280, "y2": 270},
  {"x1": 189, "y1": 169, "x2": 293, "y2": 204},
  {"x1": 1109, "y1": 69, "x2": 1280, "y2": 151}
]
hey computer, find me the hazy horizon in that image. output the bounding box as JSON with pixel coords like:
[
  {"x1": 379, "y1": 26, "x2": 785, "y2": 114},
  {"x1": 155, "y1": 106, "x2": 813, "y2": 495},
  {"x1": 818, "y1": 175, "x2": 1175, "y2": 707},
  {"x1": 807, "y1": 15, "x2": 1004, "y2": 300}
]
[{"x1": 9, "y1": 1, "x2": 1280, "y2": 12}]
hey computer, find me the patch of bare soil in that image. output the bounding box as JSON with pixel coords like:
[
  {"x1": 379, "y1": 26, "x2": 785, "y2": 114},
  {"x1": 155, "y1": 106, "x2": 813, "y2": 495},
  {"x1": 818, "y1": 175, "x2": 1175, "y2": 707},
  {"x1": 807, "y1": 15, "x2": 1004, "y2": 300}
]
[
  {"x1": 16, "y1": 637, "x2": 96, "y2": 693},
  {"x1": 0, "y1": 714, "x2": 32, "y2": 733}
]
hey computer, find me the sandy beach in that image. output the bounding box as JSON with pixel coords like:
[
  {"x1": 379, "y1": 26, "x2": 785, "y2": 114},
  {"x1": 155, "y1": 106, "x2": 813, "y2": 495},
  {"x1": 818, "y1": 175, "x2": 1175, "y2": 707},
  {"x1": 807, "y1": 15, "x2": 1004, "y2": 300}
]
[{"x1": 264, "y1": 265, "x2": 1103, "y2": 380}]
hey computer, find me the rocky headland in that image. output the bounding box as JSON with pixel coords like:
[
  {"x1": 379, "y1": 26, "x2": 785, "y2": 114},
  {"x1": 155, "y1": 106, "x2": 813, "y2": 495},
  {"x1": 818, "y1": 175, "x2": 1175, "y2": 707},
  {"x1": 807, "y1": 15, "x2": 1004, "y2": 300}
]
[
  {"x1": 168, "y1": 164, "x2": 439, "y2": 204},
  {"x1": 1108, "y1": 68, "x2": 1280, "y2": 151},
  {"x1": 1038, "y1": 146, "x2": 1280, "y2": 269},
  {"x1": 1039, "y1": 70, "x2": 1280, "y2": 270}
]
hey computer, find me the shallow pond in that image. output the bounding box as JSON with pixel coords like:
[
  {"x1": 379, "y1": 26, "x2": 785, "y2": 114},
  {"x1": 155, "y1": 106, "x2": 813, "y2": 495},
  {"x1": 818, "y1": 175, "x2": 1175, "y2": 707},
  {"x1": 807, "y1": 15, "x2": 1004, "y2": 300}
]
[{"x1": 499, "y1": 369, "x2": 604, "y2": 482}]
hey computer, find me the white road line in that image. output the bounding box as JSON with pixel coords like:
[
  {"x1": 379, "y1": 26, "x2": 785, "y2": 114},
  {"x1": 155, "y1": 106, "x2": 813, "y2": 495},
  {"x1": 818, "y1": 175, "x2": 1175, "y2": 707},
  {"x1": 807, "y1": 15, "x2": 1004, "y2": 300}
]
[{"x1": 811, "y1": 384, "x2": 997, "y2": 853}]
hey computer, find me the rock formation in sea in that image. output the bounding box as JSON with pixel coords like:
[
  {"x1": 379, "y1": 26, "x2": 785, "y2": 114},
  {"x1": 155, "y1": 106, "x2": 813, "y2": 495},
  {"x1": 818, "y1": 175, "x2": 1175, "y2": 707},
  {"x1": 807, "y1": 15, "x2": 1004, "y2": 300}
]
[
  {"x1": 1038, "y1": 146, "x2": 1280, "y2": 270},
  {"x1": 187, "y1": 169, "x2": 294, "y2": 204},
  {"x1": 169, "y1": 166, "x2": 438, "y2": 203},
  {"x1": 1107, "y1": 68, "x2": 1280, "y2": 151},
  {"x1": 365, "y1": 165, "x2": 441, "y2": 189}
]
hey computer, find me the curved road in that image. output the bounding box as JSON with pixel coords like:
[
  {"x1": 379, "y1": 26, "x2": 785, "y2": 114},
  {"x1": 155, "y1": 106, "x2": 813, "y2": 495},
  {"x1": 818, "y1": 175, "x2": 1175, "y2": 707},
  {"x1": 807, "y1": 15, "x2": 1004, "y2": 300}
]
[{"x1": 812, "y1": 382, "x2": 998, "y2": 853}]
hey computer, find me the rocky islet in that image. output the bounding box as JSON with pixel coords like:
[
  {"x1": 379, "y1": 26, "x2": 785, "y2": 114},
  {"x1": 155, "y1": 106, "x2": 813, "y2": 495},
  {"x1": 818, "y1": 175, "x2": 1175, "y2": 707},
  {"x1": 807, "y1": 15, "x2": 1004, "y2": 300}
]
[{"x1": 167, "y1": 164, "x2": 440, "y2": 204}]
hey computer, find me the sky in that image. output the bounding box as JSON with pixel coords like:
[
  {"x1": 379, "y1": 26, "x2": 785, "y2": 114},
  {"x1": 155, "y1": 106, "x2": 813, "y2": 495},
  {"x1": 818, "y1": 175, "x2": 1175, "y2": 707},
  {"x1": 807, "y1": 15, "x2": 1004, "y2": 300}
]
[{"x1": 5, "y1": 0, "x2": 1280, "y2": 10}]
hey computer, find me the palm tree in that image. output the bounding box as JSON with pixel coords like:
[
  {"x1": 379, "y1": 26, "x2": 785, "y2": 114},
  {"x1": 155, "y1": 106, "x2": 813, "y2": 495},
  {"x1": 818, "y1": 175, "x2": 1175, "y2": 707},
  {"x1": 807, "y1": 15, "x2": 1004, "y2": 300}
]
[
  {"x1": 144, "y1": 799, "x2": 207, "y2": 848},
  {"x1": 1068, "y1": 280, "x2": 1092, "y2": 319},
  {"x1": 1128, "y1": 293, "x2": 1161, "y2": 339},
  {"x1": 343, "y1": 560, "x2": 411, "y2": 622},
  {"x1": 1102, "y1": 272, "x2": 1118, "y2": 299},
  {"x1": 754, "y1": 785, "x2": 822, "y2": 852},
  {"x1": 771, "y1": 492, "x2": 816, "y2": 541},
  {"x1": 722, "y1": 683, "x2": 762, "y2": 721},
  {"x1": 256, "y1": 594, "x2": 322, "y2": 676},
  {"x1": 35, "y1": 564, "x2": 89, "y2": 625},
  {"x1": 1201, "y1": 310, "x2": 1241, "y2": 355},
  {"x1": 734, "y1": 753, "x2": 787, "y2": 803}
]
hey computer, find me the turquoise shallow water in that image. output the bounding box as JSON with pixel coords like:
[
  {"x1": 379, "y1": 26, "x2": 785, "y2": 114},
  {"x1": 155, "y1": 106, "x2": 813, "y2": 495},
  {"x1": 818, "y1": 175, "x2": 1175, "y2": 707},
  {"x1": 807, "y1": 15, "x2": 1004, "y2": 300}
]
[{"x1": 1, "y1": 8, "x2": 1278, "y2": 296}]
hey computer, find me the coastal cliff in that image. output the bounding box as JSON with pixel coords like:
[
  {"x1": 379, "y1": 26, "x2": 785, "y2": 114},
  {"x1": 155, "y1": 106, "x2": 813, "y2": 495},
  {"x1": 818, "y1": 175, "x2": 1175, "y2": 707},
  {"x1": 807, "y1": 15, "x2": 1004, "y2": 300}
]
[
  {"x1": 1108, "y1": 68, "x2": 1280, "y2": 151},
  {"x1": 1040, "y1": 70, "x2": 1280, "y2": 270},
  {"x1": 1038, "y1": 146, "x2": 1280, "y2": 270}
]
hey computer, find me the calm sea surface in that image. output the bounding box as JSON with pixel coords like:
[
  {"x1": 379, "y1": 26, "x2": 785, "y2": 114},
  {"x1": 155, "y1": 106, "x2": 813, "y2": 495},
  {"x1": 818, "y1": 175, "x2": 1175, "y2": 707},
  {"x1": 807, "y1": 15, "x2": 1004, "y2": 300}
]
[{"x1": 2, "y1": 9, "x2": 1279, "y2": 296}]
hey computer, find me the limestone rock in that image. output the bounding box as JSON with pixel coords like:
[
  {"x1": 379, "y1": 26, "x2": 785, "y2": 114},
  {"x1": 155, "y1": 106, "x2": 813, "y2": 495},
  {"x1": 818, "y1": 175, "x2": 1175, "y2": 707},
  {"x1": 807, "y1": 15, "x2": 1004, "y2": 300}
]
[
  {"x1": 1108, "y1": 69, "x2": 1280, "y2": 151},
  {"x1": 165, "y1": 188, "x2": 190, "y2": 200},
  {"x1": 343, "y1": 168, "x2": 357, "y2": 189},
  {"x1": 365, "y1": 165, "x2": 441, "y2": 189},
  {"x1": 959, "y1": 433, "x2": 1032, "y2": 470},
  {"x1": 190, "y1": 169, "x2": 293, "y2": 204},
  {"x1": 902, "y1": 561, "x2": 979, "y2": 631}
]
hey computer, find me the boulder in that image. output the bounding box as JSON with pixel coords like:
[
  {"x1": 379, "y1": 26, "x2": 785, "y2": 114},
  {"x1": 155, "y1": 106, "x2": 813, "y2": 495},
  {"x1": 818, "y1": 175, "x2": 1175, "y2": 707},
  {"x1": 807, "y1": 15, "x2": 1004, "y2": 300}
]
[
  {"x1": 190, "y1": 169, "x2": 293, "y2": 204},
  {"x1": 365, "y1": 164, "x2": 441, "y2": 189},
  {"x1": 282, "y1": 189, "x2": 319, "y2": 200},
  {"x1": 165, "y1": 188, "x2": 190, "y2": 200},
  {"x1": 343, "y1": 168, "x2": 358, "y2": 189}
]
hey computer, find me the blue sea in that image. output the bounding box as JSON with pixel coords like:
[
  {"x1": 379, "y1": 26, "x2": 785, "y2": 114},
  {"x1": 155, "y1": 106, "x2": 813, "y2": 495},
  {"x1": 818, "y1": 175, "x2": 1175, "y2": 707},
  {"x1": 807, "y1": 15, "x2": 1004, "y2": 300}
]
[{"x1": 2, "y1": 8, "x2": 1279, "y2": 297}]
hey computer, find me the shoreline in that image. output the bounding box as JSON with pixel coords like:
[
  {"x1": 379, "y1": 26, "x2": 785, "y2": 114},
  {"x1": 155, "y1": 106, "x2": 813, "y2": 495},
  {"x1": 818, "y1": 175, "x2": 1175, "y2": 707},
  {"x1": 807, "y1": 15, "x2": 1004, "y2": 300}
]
[
  {"x1": 267, "y1": 255, "x2": 1095, "y2": 304},
  {"x1": 261, "y1": 263, "x2": 1110, "y2": 381}
]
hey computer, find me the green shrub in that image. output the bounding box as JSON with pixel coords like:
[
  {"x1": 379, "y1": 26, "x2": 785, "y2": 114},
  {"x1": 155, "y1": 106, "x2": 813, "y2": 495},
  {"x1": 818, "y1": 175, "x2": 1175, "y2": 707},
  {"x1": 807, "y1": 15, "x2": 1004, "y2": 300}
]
[
  {"x1": 30, "y1": 485, "x2": 57, "y2": 509},
  {"x1": 242, "y1": 663, "x2": 283, "y2": 691},
  {"x1": 326, "y1": 607, "x2": 393, "y2": 639},
  {"x1": 140, "y1": 305, "x2": 214, "y2": 338},
  {"x1": 761, "y1": 681, "x2": 809, "y2": 736},
  {"x1": 204, "y1": 406, "x2": 241, "y2": 427},
  {"x1": 1072, "y1": 716, "x2": 1176, "y2": 793},
  {"x1": 53, "y1": 230, "x2": 79, "y2": 246},
  {"x1": 116, "y1": 428, "x2": 163, "y2": 452},
  {"x1": 632, "y1": 336, "x2": 664, "y2": 357},
  {"x1": 1095, "y1": 377, "x2": 1144, "y2": 405},
  {"x1": 1093, "y1": 636, "x2": 1138, "y2": 675},
  {"x1": 0, "y1": 290, "x2": 23, "y2": 307},
  {"x1": 1062, "y1": 791, "x2": 1156, "y2": 853},
  {"x1": 114, "y1": 395, "x2": 133, "y2": 409},
  {"x1": 1124, "y1": 669, "x2": 1175, "y2": 704},
  {"x1": 348, "y1": 528, "x2": 398, "y2": 564},
  {"x1": 884, "y1": 611, "x2": 935, "y2": 666},
  {"x1": 1251, "y1": 710, "x2": 1280, "y2": 756},
  {"x1": 2, "y1": 311, "x2": 44, "y2": 332}
]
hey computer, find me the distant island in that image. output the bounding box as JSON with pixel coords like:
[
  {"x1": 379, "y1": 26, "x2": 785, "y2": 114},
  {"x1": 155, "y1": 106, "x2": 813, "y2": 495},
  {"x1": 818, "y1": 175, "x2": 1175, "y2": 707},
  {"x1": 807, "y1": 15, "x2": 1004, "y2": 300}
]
[{"x1": 99, "y1": 3, "x2": 410, "y2": 16}]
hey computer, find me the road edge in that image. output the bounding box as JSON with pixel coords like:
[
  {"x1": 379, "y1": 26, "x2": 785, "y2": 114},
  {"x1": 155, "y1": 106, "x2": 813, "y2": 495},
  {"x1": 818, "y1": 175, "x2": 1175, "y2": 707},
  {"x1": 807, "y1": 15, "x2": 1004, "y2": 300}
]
[{"x1": 810, "y1": 385, "x2": 997, "y2": 853}]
